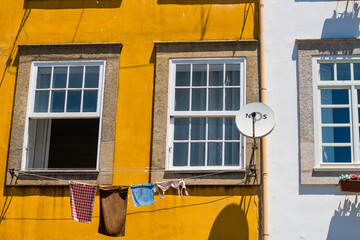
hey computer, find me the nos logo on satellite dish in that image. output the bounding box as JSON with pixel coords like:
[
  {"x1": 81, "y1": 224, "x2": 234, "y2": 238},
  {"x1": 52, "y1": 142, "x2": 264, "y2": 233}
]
[{"x1": 236, "y1": 103, "x2": 276, "y2": 139}]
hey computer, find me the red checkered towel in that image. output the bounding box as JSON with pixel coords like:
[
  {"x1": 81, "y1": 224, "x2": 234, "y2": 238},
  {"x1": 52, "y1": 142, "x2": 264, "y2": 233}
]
[{"x1": 70, "y1": 182, "x2": 97, "y2": 223}]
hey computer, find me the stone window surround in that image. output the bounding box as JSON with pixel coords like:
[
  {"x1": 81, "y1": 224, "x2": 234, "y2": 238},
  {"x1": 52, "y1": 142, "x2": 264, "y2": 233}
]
[
  {"x1": 151, "y1": 40, "x2": 260, "y2": 185},
  {"x1": 297, "y1": 38, "x2": 360, "y2": 185},
  {"x1": 6, "y1": 43, "x2": 122, "y2": 186}
]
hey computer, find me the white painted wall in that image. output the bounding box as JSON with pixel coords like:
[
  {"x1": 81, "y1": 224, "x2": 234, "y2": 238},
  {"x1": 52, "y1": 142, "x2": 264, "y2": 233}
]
[{"x1": 265, "y1": 1, "x2": 360, "y2": 239}]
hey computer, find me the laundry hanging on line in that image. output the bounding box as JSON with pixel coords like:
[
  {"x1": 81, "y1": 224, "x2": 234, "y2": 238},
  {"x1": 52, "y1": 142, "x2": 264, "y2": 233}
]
[
  {"x1": 70, "y1": 181, "x2": 97, "y2": 224},
  {"x1": 98, "y1": 185, "x2": 129, "y2": 237},
  {"x1": 155, "y1": 179, "x2": 189, "y2": 199},
  {"x1": 130, "y1": 183, "x2": 155, "y2": 207}
]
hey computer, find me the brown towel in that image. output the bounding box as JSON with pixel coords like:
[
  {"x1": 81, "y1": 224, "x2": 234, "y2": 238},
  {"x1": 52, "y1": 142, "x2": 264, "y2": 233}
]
[{"x1": 98, "y1": 186, "x2": 129, "y2": 237}]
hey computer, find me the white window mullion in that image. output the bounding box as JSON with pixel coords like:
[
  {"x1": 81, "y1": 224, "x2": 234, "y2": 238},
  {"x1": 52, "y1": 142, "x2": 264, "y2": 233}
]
[
  {"x1": 189, "y1": 64, "x2": 193, "y2": 111},
  {"x1": 222, "y1": 117, "x2": 225, "y2": 166},
  {"x1": 353, "y1": 86, "x2": 360, "y2": 163},
  {"x1": 205, "y1": 117, "x2": 208, "y2": 166},
  {"x1": 188, "y1": 118, "x2": 192, "y2": 167},
  {"x1": 47, "y1": 67, "x2": 54, "y2": 113}
]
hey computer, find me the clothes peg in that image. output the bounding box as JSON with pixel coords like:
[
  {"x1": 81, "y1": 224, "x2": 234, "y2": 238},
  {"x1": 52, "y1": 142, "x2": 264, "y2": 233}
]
[
  {"x1": 70, "y1": 179, "x2": 73, "y2": 184},
  {"x1": 151, "y1": 180, "x2": 153, "y2": 184},
  {"x1": 126, "y1": 183, "x2": 128, "y2": 187}
]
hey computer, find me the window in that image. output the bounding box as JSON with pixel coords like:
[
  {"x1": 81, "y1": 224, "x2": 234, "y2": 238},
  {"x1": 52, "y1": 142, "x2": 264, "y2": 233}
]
[
  {"x1": 24, "y1": 61, "x2": 105, "y2": 170},
  {"x1": 151, "y1": 41, "x2": 260, "y2": 185},
  {"x1": 314, "y1": 57, "x2": 360, "y2": 166},
  {"x1": 6, "y1": 44, "x2": 121, "y2": 186},
  {"x1": 167, "y1": 59, "x2": 246, "y2": 170},
  {"x1": 297, "y1": 39, "x2": 360, "y2": 185}
]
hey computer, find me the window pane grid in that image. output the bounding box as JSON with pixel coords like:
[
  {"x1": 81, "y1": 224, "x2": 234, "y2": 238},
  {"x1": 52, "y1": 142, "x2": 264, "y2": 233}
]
[
  {"x1": 33, "y1": 63, "x2": 101, "y2": 115},
  {"x1": 170, "y1": 59, "x2": 244, "y2": 169}
]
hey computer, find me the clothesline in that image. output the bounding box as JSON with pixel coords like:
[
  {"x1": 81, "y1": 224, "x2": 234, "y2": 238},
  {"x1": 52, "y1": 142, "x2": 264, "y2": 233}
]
[{"x1": 13, "y1": 169, "x2": 235, "y2": 184}]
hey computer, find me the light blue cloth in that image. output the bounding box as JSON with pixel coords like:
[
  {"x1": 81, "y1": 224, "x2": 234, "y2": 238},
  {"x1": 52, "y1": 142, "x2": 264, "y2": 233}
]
[{"x1": 131, "y1": 183, "x2": 155, "y2": 207}]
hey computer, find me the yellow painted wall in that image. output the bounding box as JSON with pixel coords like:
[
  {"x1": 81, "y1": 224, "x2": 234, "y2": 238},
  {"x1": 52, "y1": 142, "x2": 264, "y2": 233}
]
[{"x1": 0, "y1": 0, "x2": 259, "y2": 239}]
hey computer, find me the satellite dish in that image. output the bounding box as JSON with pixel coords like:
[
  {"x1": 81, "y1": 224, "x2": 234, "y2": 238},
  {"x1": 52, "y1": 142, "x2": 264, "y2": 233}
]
[{"x1": 235, "y1": 102, "x2": 276, "y2": 138}]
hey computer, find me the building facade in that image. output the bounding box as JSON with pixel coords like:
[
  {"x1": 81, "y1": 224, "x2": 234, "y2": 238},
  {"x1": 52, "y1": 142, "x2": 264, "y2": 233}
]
[
  {"x1": 266, "y1": 1, "x2": 360, "y2": 239},
  {"x1": 0, "y1": 0, "x2": 261, "y2": 239}
]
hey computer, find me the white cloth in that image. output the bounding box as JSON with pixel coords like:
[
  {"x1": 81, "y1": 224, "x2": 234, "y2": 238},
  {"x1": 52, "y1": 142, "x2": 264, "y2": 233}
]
[{"x1": 155, "y1": 179, "x2": 189, "y2": 199}]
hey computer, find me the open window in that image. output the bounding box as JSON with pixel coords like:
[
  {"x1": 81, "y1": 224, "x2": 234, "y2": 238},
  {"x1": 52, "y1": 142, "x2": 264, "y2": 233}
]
[
  {"x1": 24, "y1": 61, "x2": 105, "y2": 170},
  {"x1": 6, "y1": 44, "x2": 121, "y2": 186}
]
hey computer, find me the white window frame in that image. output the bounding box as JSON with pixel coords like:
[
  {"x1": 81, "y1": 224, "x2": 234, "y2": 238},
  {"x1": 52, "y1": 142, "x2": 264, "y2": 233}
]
[
  {"x1": 313, "y1": 55, "x2": 360, "y2": 169},
  {"x1": 166, "y1": 57, "x2": 246, "y2": 171},
  {"x1": 21, "y1": 60, "x2": 106, "y2": 171}
]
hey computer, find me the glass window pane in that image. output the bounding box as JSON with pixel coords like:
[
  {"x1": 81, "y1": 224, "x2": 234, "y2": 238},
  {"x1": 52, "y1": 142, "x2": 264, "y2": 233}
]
[
  {"x1": 208, "y1": 142, "x2": 222, "y2": 166},
  {"x1": 225, "y1": 118, "x2": 239, "y2": 140},
  {"x1": 85, "y1": 66, "x2": 99, "y2": 88},
  {"x1": 358, "y1": 89, "x2": 360, "y2": 104},
  {"x1": 208, "y1": 118, "x2": 223, "y2": 140},
  {"x1": 322, "y1": 127, "x2": 350, "y2": 143},
  {"x1": 337, "y1": 63, "x2": 351, "y2": 80},
  {"x1": 174, "y1": 118, "x2": 189, "y2": 140},
  {"x1": 36, "y1": 67, "x2": 51, "y2": 89},
  {"x1": 53, "y1": 67, "x2": 67, "y2": 88},
  {"x1": 192, "y1": 64, "x2": 207, "y2": 86},
  {"x1": 209, "y1": 88, "x2": 223, "y2": 110},
  {"x1": 225, "y1": 143, "x2": 239, "y2": 166},
  {"x1": 321, "y1": 108, "x2": 350, "y2": 124},
  {"x1": 83, "y1": 90, "x2": 98, "y2": 112},
  {"x1": 225, "y1": 64, "x2": 240, "y2": 86},
  {"x1": 190, "y1": 143, "x2": 205, "y2": 166},
  {"x1": 175, "y1": 89, "x2": 189, "y2": 111},
  {"x1": 321, "y1": 89, "x2": 348, "y2": 105},
  {"x1": 225, "y1": 88, "x2": 240, "y2": 110},
  {"x1": 34, "y1": 91, "x2": 49, "y2": 112},
  {"x1": 322, "y1": 146, "x2": 351, "y2": 163},
  {"x1": 50, "y1": 91, "x2": 65, "y2": 112},
  {"x1": 173, "y1": 143, "x2": 188, "y2": 166},
  {"x1": 192, "y1": 88, "x2": 206, "y2": 111},
  {"x1": 209, "y1": 64, "x2": 223, "y2": 86},
  {"x1": 191, "y1": 118, "x2": 206, "y2": 140},
  {"x1": 69, "y1": 67, "x2": 83, "y2": 88},
  {"x1": 354, "y1": 63, "x2": 360, "y2": 80},
  {"x1": 176, "y1": 65, "x2": 190, "y2": 86},
  {"x1": 320, "y1": 63, "x2": 334, "y2": 81},
  {"x1": 66, "y1": 91, "x2": 81, "y2": 112}
]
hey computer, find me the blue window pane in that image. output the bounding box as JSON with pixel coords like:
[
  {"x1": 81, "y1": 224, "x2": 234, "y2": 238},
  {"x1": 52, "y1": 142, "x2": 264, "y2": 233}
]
[
  {"x1": 225, "y1": 88, "x2": 240, "y2": 110},
  {"x1": 208, "y1": 142, "x2": 222, "y2": 166},
  {"x1": 320, "y1": 63, "x2": 334, "y2": 81},
  {"x1": 225, "y1": 118, "x2": 240, "y2": 140},
  {"x1": 191, "y1": 118, "x2": 206, "y2": 140},
  {"x1": 322, "y1": 127, "x2": 350, "y2": 143},
  {"x1": 225, "y1": 143, "x2": 239, "y2": 166},
  {"x1": 322, "y1": 146, "x2": 351, "y2": 163},
  {"x1": 190, "y1": 143, "x2": 205, "y2": 166},
  {"x1": 175, "y1": 89, "x2": 189, "y2": 111},
  {"x1": 192, "y1": 64, "x2": 207, "y2": 86},
  {"x1": 225, "y1": 64, "x2": 240, "y2": 86},
  {"x1": 337, "y1": 63, "x2": 351, "y2": 80},
  {"x1": 354, "y1": 63, "x2": 360, "y2": 80},
  {"x1": 34, "y1": 91, "x2": 49, "y2": 112},
  {"x1": 176, "y1": 65, "x2": 190, "y2": 86},
  {"x1": 85, "y1": 66, "x2": 99, "y2": 88},
  {"x1": 209, "y1": 64, "x2": 223, "y2": 86},
  {"x1": 321, "y1": 89, "x2": 348, "y2": 105},
  {"x1": 173, "y1": 143, "x2": 188, "y2": 166},
  {"x1": 36, "y1": 67, "x2": 51, "y2": 89},
  {"x1": 358, "y1": 89, "x2": 360, "y2": 104},
  {"x1": 53, "y1": 67, "x2": 67, "y2": 88},
  {"x1": 69, "y1": 67, "x2": 83, "y2": 88},
  {"x1": 209, "y1": 88, "x2": 223, "y2": 110},
  {"x1": 192, "y1": 88, "x2": 206, "y2": 111},
  {"x1": 321, "y1": 108, "x2": 349, "y2": 124},
  {"x1": 208, "y1": 118, "x2": 223, "y2": 140},
  {"x1": 174, "y1": 118, "x2": 189, "y2": 140},
  {"x1": 83, "y1": 90, "x2": 98, "y2": 112},
  {"x1": 66, "y1": 91, "x2": 81, "y2": 112},
  {"x1": 50, "y1": 91, "x2": 65, "y2": 112}
]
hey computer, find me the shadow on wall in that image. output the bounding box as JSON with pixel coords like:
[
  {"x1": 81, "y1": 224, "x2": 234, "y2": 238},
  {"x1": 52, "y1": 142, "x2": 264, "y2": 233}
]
[
  {"x1": 321, "y1": 1, "x2": 360, "y2": 38},
  {"x1": 24, "y1": 0, "x2": 121, "y2": 9},
  {"x1": 327, "y1": 196, "x2": 360, "y2": 240},
  {"x1": 208, "y1": 203, "x2": 249, "y2": 240}
]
